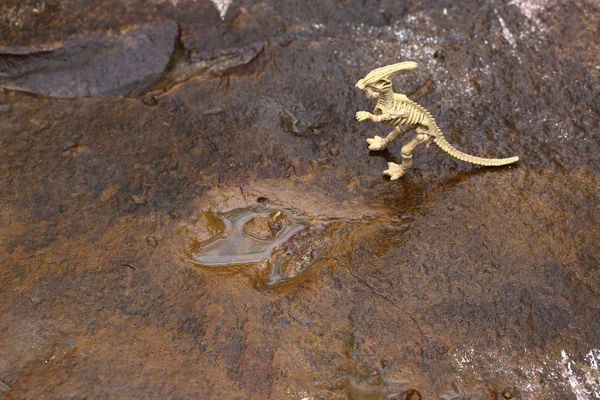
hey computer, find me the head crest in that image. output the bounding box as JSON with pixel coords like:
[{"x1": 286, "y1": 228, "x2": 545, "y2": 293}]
[{"x1": 356, "y1": 61, "x2": 418, "y2": 90}]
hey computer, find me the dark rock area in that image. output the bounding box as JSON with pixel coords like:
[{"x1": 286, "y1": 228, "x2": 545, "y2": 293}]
[
  {"x1": 0, "y1": 22, "x2": 179, "y2": 98},
  {"x1": 1, "y1": 0, "x2": 599, "y2": 399}
]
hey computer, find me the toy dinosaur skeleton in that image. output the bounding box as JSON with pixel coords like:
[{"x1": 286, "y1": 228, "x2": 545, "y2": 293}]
[{"x1": 356, "y1": 61, "x2": 519, "y2": 179}]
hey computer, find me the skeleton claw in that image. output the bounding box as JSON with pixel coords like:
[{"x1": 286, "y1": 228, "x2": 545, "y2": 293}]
[
  {"x1": 356, "y1": 111, "x2": 372, "y2": 122},
  {"x1": 383, "y1": 162, "x2": 405, "y2": 180},
  {"x1": 366, "y1": 135, "x2": 388, "y2": 151}
]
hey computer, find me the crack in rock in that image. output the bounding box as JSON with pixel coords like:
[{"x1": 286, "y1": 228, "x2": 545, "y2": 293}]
[{"x1": 145, "y1": 40, "x2": 264, "y2": 97}]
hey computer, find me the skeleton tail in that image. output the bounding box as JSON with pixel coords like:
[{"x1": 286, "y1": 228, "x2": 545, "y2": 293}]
[{"x1": 433, "y1": 136, "x2": 519, "y2": 166}]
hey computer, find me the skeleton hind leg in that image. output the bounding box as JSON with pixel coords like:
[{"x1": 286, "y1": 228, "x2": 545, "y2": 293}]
[
  {"x1": 367, "y1": 126, "x2": 414, "y2": 151},
  {"x1": 385, "y1": 126, "x2": 403, "y2": 144},
  {"x1": 383, "y1": 129, "x2": 429, "y2": 180}
]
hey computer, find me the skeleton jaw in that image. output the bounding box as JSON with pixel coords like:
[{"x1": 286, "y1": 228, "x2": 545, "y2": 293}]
[{"x1": 365, "y1": 87, "x2": 379, "y2": 100}]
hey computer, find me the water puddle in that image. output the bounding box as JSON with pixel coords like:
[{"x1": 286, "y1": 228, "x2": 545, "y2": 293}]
[
  {"x1": 192, "y1": 209, "x2": 306, "y2": 266},
  {"x1": 345, "y1": 366, "x2": 414, "y2": 400},
  {"x1": 189, "y1": 206, "x2": 353, "y2": 290}
]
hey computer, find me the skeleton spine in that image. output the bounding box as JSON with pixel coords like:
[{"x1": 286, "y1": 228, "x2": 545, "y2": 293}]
[
  {"x1": 433, "y1": 136, "x2": 520, "y2": 166},
  {"x1": 401, "y1": 101, "x2": 519, "y2": 166}
]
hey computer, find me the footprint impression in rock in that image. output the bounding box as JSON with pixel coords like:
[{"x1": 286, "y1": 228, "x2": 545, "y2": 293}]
[{"x1": 190, "y1": 206, "x2": 351, "y2": 290}]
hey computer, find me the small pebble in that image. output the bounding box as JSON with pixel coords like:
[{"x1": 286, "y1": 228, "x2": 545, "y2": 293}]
[
  {"x1": 257, "y1": 197, "x2": 269, "y2": 205},
  {"x1": 502, "y1": 389, "x2": 513, "y2": 399},
  {"x1": 362, "y1": 212, "x2": 380, "y2": 221},
  {"x1": 202, "y1": 107, "x2": 223, "y2": 115},
  {"x1": 30, "y1": 296, "x2": 44, "y2": 305},
  {"x1": 146, "y1": 236, "x2": 158, "y2": 247},
  {"x1": 433, "y1": 49, "x2": 447, "y2": 60},
  {"x1": 132, "y1": 195, "x2": 147, "y2": 205},
  {"x1": 328, "y1": 147, "x2": 340, "y2": 156},
  {"x1": 141, "y1": 96, "x2": 158, "y2": 107},
  {"x1": 33, "y1": 121, "x2": 51, "y2": 133},
  {"x1": 62, "y1": 140, "x2": 78, "y2": 151}
]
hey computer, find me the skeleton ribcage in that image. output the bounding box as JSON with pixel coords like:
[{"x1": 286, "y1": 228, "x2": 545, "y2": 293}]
[{"x1": 385, "y1": 101, "x2": 426, "y2": 127}]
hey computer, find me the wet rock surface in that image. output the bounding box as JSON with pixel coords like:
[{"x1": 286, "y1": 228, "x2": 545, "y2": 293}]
[{"x1": 1, "y1": 0, "x2": 599, "y2": 399}]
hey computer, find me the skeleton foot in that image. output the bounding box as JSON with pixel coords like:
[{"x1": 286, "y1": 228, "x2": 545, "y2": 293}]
[
  {"x1": 367, "y1": 135, "x2": 388, "y2": 151},
  {"x1": 383, "y1": 162, "x2": 405, "y2": 180}
]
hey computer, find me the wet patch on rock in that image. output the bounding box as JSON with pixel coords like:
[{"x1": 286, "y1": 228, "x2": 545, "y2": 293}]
[
  {"x1": 190, "y1": 206, "x2": 353, "y2": 290},
  {"x1": 345, "y1": 365, "x2": 412, "y2": 400}
]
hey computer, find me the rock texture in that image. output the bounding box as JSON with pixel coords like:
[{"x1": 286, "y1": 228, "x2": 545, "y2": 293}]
[
  {"x1": 0, "y1": 0, "x2": 599, "y2": 399},
  {"x1": 0, "y1": 22, "x2": 179, "y2": 98}
]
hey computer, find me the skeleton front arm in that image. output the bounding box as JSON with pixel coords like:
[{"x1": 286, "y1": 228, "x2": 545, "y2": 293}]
[{"x1": 355, "y1": 109, "x2": 407, "y2": 123}]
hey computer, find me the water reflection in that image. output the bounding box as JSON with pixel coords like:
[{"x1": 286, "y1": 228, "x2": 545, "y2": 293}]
[{"x1": 190, "y1": 206, "x2": 351, "y2": 290}]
